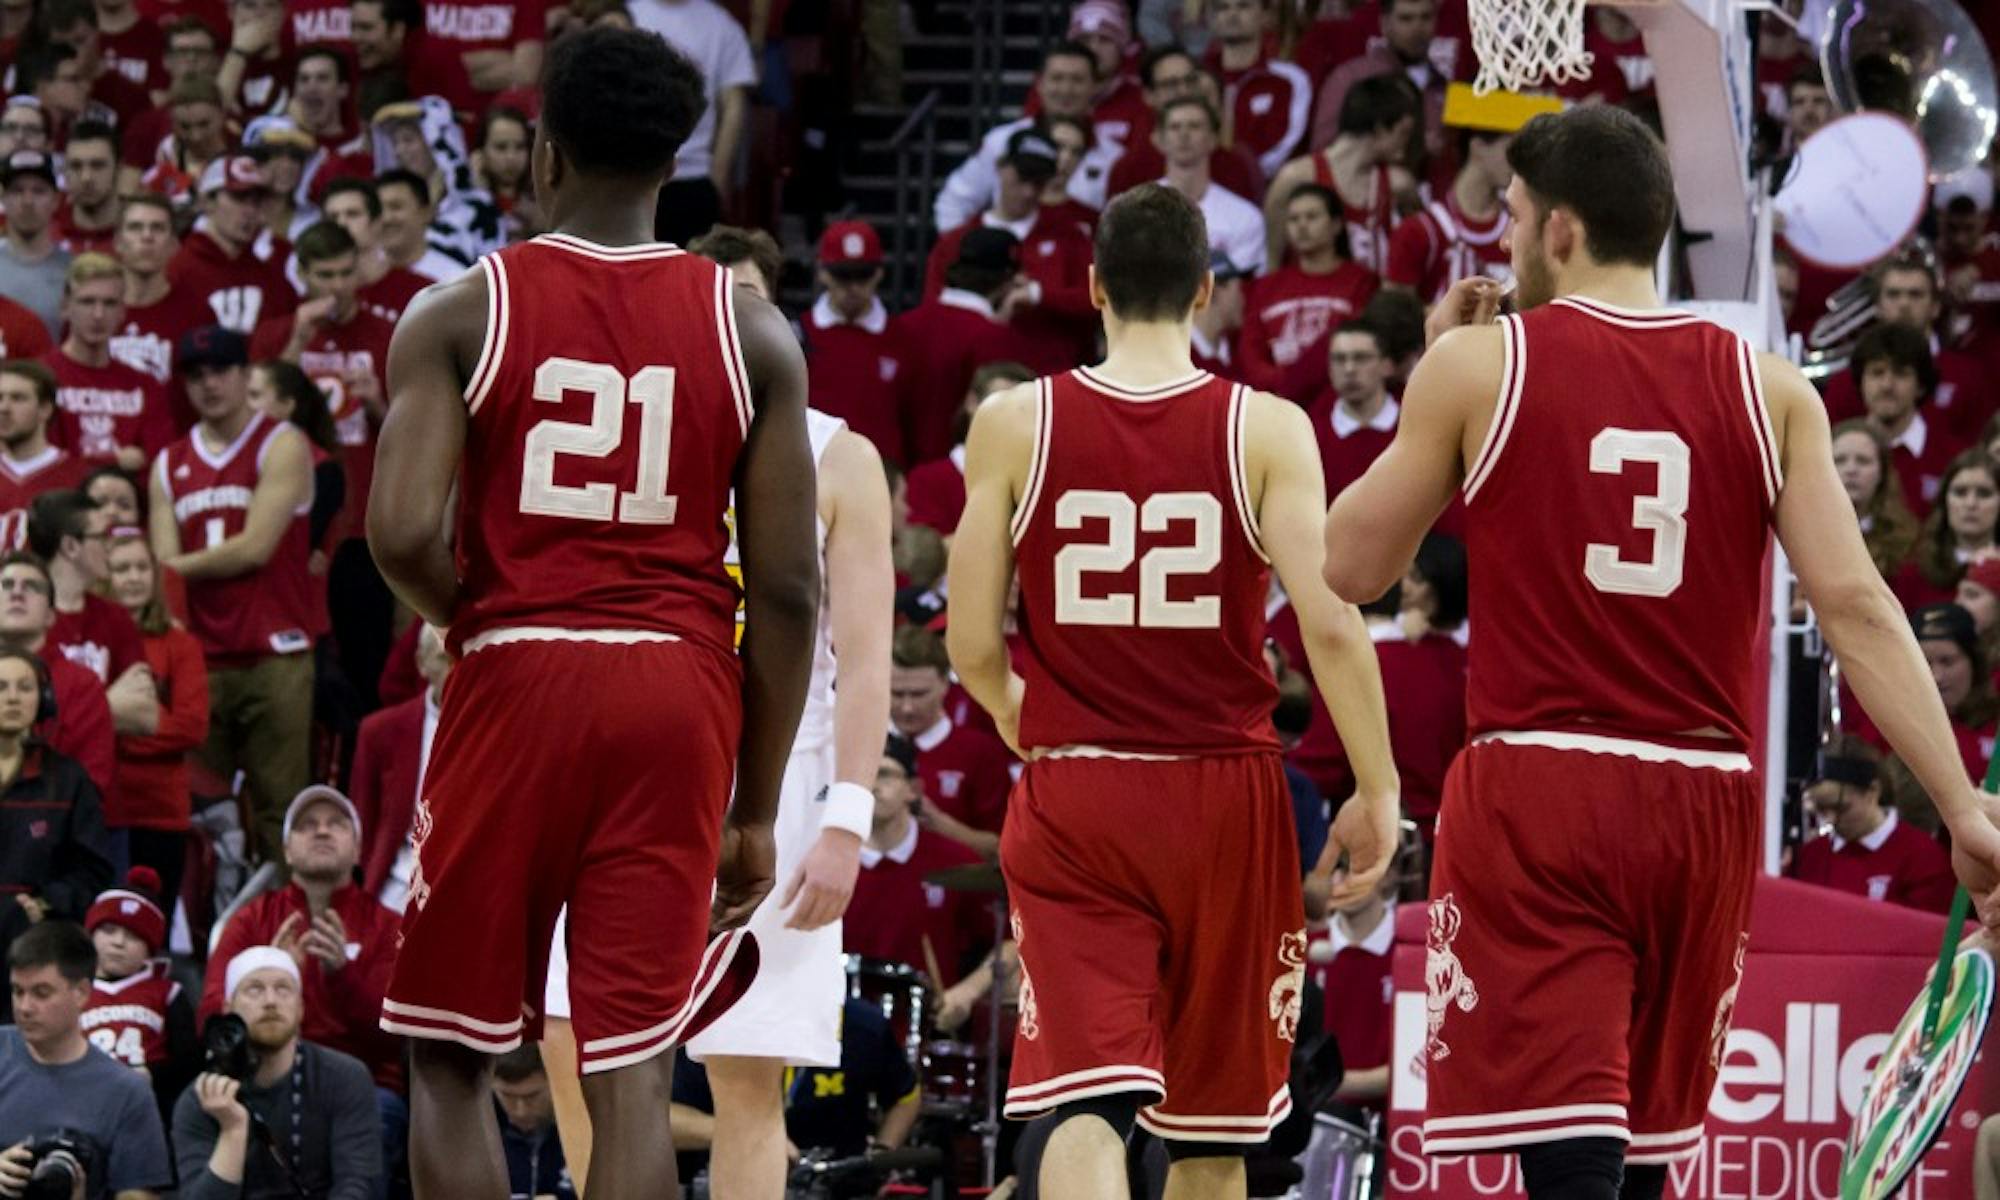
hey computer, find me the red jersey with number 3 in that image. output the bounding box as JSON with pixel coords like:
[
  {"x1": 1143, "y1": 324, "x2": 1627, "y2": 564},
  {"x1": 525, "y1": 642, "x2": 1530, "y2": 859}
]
[
  {"x1": 1463, "y1": 297, "x2": 1779, "y2": 749},
  {"x1": 156, "y1": 412, "x2": 320, "y2": 661},
  {"x1": 449, "y1": 234, "x2": 750, "y2": 659},
  {"x1": 1012, "y1": 367, "x2": 1277, "y2": 757}
]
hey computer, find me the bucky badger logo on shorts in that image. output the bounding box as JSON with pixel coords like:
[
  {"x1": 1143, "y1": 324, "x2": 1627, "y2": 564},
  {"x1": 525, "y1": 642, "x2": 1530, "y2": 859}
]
[
  {"x1": 1709, "y1": 932, "x2": 1749, "y2": 1069},
  {"x1": 1425, "y1": 895, "x2": 1479, "y2": 1062},
  {"x1": 1011, "y1": 912, "x2": 1039, "y2": 1041},
  {"x1": 1269, "y1": 930, "x2": 1307, "y2": 1042}
]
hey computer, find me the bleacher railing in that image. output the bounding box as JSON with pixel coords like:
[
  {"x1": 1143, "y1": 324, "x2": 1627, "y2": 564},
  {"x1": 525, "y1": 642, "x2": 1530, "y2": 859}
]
[{"x1": 888, "y1": 89, "x2": 943, "y2": 311}]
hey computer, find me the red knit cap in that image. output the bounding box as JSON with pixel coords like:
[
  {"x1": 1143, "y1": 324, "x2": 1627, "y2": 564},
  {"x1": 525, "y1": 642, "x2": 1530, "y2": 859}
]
[{"x1": 85, "y1": 867, "x2": 167, "y2": 952}]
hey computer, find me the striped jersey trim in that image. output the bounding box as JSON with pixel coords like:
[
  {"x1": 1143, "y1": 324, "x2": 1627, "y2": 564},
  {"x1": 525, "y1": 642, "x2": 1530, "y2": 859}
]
[
  {"x1": 461, "y1": 626, "x2": 684, "y2": 655},
  {"x1": 1471, "y1": 729, "x2": 1752, "y2": 771},
  {"x1": 464, "y1": 253, "x2": 509, "y2": 416},
  {"x1": 716, "y1": 265, "x2": 754, "y2": 438},
  {"x1": 1037, "y1": 745, "x2": 1190, "y2": 762},
  {"x1": 533, "y1": 232, "x2": 687, "y2": 261},
  {"x1": 1463, "y1": 313, "x2": 1524, "y2": 502},
  {"x1": 1010, "y1": 378, "x2": 1054, "y2": 546},
  {"x1": 1226, "y1": 384, "x2": 1269, "y2": 563},
  {"x1": 1073, "y1": 365, "x2": 1214, "y2": 402},
  {"x1": 1138, "y1": 1084, "x2": 1293, "y2": 1144},
  {"x1": 1554, "y1": 295, "x2": 1704, "y2": 327},
  {"x1": 1734, "y1": 337, "x2": 1783, "y2": 504}
]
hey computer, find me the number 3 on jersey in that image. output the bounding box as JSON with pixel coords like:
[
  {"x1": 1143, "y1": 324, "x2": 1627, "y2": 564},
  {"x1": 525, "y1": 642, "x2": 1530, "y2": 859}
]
[
  {"x1": 1053, "y1": 489, "x2": 1222, "y2": 628},
  {"x1": 1585, "y1": 428, "x2": 1689, "y2": 598},
  {"x1": 519, "y1": 357, "x2": 679, "y2": 524}
]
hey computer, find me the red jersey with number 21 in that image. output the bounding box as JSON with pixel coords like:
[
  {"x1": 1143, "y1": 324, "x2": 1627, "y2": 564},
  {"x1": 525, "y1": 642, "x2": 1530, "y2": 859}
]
[
  {"x1": 1463, "y1": 297, "x2": 1779, "y2": 750},
  {"x1": 448, "y1": 234, "x2": 750, "y2": 659},
  {"x1": 1012, "y1": 367, "x2": 1276, "y2": 757}
]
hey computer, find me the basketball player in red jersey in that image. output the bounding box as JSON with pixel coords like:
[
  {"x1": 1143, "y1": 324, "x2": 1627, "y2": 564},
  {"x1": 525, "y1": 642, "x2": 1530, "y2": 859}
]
[
  {"x1": 1324, "y1": 106, "x2": 2000, "y2": 1200},
  {"x1": 365, "y1": 27, "x2": 820, "y2": 1200},
  {"x1": 948, "y1": 184, "x2": 1400, "y2": 1199}
]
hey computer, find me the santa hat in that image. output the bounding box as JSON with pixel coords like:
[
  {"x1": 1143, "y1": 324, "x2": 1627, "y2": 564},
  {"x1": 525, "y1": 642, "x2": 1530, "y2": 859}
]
[{"x1": 85, "y1": 867, "x2": 168, "y2": 952}]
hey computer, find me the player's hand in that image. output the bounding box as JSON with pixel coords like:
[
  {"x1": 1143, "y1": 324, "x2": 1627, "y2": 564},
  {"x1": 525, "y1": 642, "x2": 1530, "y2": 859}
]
[
  {"x1": 1316, "y1": 789, "x2": 1399, "y2": 908},
  {"x1": 780, "y1": 828, "x2": 861, "y2": 930},
  {"x1": 1945, "y1": 790, "x2": 2000, "y2": 927},
  {"x1": 712, "y1": 820, "x2": 777, "y2": 933},
  {"x1": 0, "y1": 1142, "x2": 33, "y2": 1199},
  {"x1": 1424, "y1": 276, "x2": 1504, "y2": 347}
]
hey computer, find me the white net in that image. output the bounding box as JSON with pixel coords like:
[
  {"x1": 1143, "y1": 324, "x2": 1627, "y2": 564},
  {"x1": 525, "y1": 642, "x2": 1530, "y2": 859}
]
[{"x1": 1467, "y1": 0, "x2": 1596, "y2": 94}]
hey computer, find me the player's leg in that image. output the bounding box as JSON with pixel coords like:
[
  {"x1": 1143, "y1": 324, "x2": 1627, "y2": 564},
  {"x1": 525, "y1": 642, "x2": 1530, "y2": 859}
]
[
  {"x1": 578, "y1": 1051, "x2": 682, "y2": 1200},
  {"x1": 408, "y1": 1039, "x2": 507, "y2": 1199},
  {"x1": 1139, "y1": 755, "x2": 1301, "y2": 1200},
  {"x1": 702, "y1": 1055, "x2": 789, "y2": 1198},
  {"x1": 1001, "y1": 757, "x2": 1172, "y2": 1197}
]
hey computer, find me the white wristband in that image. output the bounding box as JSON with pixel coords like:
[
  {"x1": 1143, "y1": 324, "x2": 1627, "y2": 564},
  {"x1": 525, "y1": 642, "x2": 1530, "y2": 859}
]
[{"x1": 820, "y1": 781, "x2": 874, "y2": 839}]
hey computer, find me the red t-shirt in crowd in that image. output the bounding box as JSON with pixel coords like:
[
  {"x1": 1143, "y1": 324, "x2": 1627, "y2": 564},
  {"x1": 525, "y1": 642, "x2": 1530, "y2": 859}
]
[
  {"x1": 167, "y1": 231, "x2": 298, "y2": 335},
  {"x1": 287, "y1": 0, "x2": 353, "y2": 46},
  {"x1": 802, "y1": 295, "x2": 910, "y2": 467},
  {"x1": 0, "y1": 448, "x2": 91, "y2": 549},
  {"x1": 43, "y1": 652, "x2": 116, "y2": 799},
  {"x1": 39, "y1": 348, "x2": 175, "y2": 465},
  {"x1": 250, "y1": 305, "x2": 394, "y2": 534},
  {"x1": 925, "y1": 213, "x2": 1097, "y2": 374},
  {"x1": 406, "y1": 0, "x2": 546, "y2": 116},
  {"x1": 52, "y1": 207, "x2": 118, "y2": 257},
  {"x1": 1792, "y1": 810, "x2": 1956, "y2": 913},
  {"x1": 888, "y1": 292, "x2": 1039, "y2": 467},
  {"x1": 905, "y1": 450, "x2": 966, "y2": 536},
  {"x1": 0, "y1": 297, "x2": 53, "y2": 360},
  {"x1": 359, "y1": 267, "x2": 430, "y2": 326},
  {"x1": 911, "y1": 714, "x2": 1014, "y2": 835},
  {"x1": 1239, "y1": 261, "x2": 1380, "y2": 404},
  {"x1": 99, "y1": 20, "x2": 169, "y2": 94},
  {"x1": 843, "y1": 822, "x2": 992, "y2": 985},
  {"x1": 112, "y1": 624, "x2": 208, "y2": 831},
  {"x1": 49, "y1": 594, "x2": 147, "y2": 686},
  {"x1": 114, "y1": 285, "x2": 212, "y2": 434}
]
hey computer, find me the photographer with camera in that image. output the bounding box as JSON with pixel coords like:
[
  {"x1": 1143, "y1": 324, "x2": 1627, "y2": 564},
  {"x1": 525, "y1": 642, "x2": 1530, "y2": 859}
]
[
  {"x1": 0, "y1": 921, "x2": 172, "y2": 1200},
  {"x1": 172, "y1": 948, "x2": 381, "y2": 1200}
]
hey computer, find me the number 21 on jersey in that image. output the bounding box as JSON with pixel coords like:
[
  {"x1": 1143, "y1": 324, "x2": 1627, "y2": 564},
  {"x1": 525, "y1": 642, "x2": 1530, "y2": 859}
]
[
  {"x1": 1585, "y1": 428, "x2": 1689, "y2": 599},
  {"x1": 519, "y1": 357, "x2": 679, "y2": 524}
]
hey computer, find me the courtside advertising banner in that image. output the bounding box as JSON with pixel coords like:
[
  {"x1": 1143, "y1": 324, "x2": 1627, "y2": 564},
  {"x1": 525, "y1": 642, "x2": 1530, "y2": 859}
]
[{"x1": 1383, "y1": 877, "x2": 1997, "y2": 1199}]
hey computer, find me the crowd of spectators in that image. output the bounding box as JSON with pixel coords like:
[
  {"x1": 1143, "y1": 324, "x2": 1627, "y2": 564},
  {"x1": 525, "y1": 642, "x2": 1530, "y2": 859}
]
[{"x1": 3, "y1": 0, "x2": 2000, "y2": 1192}]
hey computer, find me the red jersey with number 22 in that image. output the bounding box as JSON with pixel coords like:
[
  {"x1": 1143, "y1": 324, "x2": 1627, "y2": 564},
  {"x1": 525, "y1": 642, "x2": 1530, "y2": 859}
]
[
  {"x1": 1012, "y1": 367, "x2": 1276, "y2": 757},
  {"x1": 449, "y1": 234, "x2": 750, "y2": 659},
  {"x1": 1463, "y1": 297, "x2": 1779, "y2": 750}
]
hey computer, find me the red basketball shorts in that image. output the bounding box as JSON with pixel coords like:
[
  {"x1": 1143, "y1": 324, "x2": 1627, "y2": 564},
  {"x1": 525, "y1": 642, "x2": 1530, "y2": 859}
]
[
  {"x1": 380, "y1": 634, "x2": 744, "y2": 1071},
  {"x1": 1000, "y1": 750, "x2": 1304, "y2": 1143},
  {"x1": 1420, "y1": 732, "x2": 1762, "y2": 1164}
]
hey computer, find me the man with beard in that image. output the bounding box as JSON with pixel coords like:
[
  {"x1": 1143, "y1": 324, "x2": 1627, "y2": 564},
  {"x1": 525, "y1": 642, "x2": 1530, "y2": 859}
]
[
  {"x1": 53, "y1": 122, "x2": 122, "y2": 256},
  {"x1": 172, "y1": 947, "x2": 383, "y2": 1200}
]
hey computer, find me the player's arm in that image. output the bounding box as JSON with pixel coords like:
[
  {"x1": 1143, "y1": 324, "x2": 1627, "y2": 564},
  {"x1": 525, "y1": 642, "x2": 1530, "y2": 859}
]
[
  {"x1": 944, "y1": 382, "x2": 1037, "y2": 756},
  {"x1": 164, "y1": 425, "x2": 311, "y2": 580},
  {"x1": 1321, "y1": 322, "x2": 1495, "y2": 603},
  {"x1": 1765, "y1": 354, "x2": 2000, "y2": 900},
  {"x1": 1248, "y1": 391, "x2": 1399, "y2": 904},
  {"x1": 781, "y1": 428, "x2": 893, "y2": 932},
  {"x1": 718, "y1": 287, "x2": 821, "y2": 930},
  {"x1": 367, "y1": 275, "x2": 481, "y2": 628}
]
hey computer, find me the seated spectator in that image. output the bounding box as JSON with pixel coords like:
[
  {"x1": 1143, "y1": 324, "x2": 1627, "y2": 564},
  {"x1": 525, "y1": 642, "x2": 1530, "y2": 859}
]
[
  {"x1": 1887, "y1": 603, "x2": 2000, "y2": 780},
  {"x1": 369, "y1": 168, "x2": 465, "y2": 284},
  {"x1": 0, "y1": 150, "x2": 72, "y2": 339},
  {"x1": 472, "y1": 105, "x2": 538, "y2": 240},
  {"x1": 934, "y1": 42, "x2": 1102, "y2": 232},
  {"x1": 888, "y1": 228, "x2": 1038, "y2": 466},
  {"x1": 1309, "y1": 849, "x2": 1398, "y2": 1110},
  {"x1": 320, "y1": 179, "x2": 432, "y2": 325},
  {"x1": 1242, "y1": 184, "x2": 1379, "y2": 403},
  {"x1": 1384, "y1": 533, "x2": 1470, "y2": 835},
  {"x1": 104, "y1": 530, "x2": 206, "y2": 914},
  {"x1": 1310, "y1": 0, "x2": 1453, "y2": 175},
  {"x1": 668, "y1": 996, "x2": 920, "y2": 1171},
  {"x1": 1386, "y1": 126, "x2": 1514, "y2": 306},
  {"x1": 890, "y1": 626, "x2": 1012, "y2": 859},
  {"x1": 1793, "y1": 735, "x2": 1955, "y2": 912},
  {"x1": 0, "y1": 361, "x2": 94, "y2": 548},
  {"x1": 1361, "y1": 285, "x2": 1428, "y2": 385},
  {"x1": 906, "y1": 361, "x2": 1035, "y2": 537},
  {"x1": 842, "y1": 734, "x2": 991, "y2": 985},
  {"x1": 1155, "y1": 95, "x2": 1264, "y2": 276},
  {"x1": 1191, "y1": 251, "x2": 1248, "y2": 376},
  {"x1": 1267, "y1": 75, "x2": 1420, "y2": 276},
  {"x1": 199, "y1": 785, "x2": 402, "y2": 1094},
  {"x1": 151, "y1": 326, "x2": 316, "y2": 862},
  {"x1": 41, "y1": 255, "x2": 175, "y2": 471},
  {"x1": 688, "y1": 223, "x2": 782, "y2": 299},
  {"x1": 1891, "y1": 451, "x2": 1998, "y2": 610},
  {"x1": 369, "y1": 98, "x2": 502, "y2": 264},
  {"x1": 353, "y1": 623, "x2": 448, "y2": 910},
  {"x1": 491, "y1": 1046, "x2": 576, "y2": 1200},
  {"x1": 167, "y1": 157, "x2": 298, "y2": 336},
  {"x1": 925, "y1": 129, "x2": 1096, "y2": 372},
  {"x1": 0, "y1": 921, "x2": 171, "y2": 1200},
  {"x1": 81, "y1": 868, "x2": 198, "y2": 1114},
  {"x1": 1104, "y1": 46, "x2": 1262, "y2": 204},
  {"x1": 1855, "y1": 322, "x2": 1962, "y2": 518},
  {"x1": 1824, "y1": 257, "x2": 1995, "y2": 442},
  {"x1": 1206, "y1": 0, "x2": 1311, "y2": 181},
  {"x1": 1307, "y1": 319, "x2": 1399, "y2": 503},
  {"x1": 29, "y1": 491, "x2": 158, "y2": 742},
  {"x1": 0, "y1": 554, "x2": 118, "y2": 798},
  {"x1": 801, "y1": 221, "x2": 911, "y2": 465},
  {"x1": 1831, "y1": 419, "x2": 1921, "y2": 581},
  {"x1": 172, "y1": 947, "x2": 384, "y2": 1200},
  {"x1": 53, "y1": 122, "x2": 121, "y2": 256}
]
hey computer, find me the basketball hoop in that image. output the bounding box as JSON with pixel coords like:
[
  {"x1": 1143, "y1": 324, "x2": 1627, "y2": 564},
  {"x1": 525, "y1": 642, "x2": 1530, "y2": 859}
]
[{"x1": 1467, "y1": 0, "x2": 1594, "y2": 94}]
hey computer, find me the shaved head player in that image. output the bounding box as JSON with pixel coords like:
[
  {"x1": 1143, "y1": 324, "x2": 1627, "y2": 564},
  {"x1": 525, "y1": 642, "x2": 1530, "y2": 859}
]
[
  {"x1": 947, "y1": 184, "x2": 1400, "y2": 1200},
  {"x1": 365, "y1": 27, "x2": 820, "y2": 1200},
  {"x1": 1325, "y1": 105, "x2": 2000, "y2": 1200}
]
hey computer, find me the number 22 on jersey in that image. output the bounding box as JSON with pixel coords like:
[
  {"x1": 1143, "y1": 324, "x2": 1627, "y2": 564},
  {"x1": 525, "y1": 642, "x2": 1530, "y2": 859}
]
[
  {"x1": 518, "y1": 357, "x2": 680, "y2": 524},
  {"x1": 1052, "y1": 488, "x2": 1223, "y2": 628}
]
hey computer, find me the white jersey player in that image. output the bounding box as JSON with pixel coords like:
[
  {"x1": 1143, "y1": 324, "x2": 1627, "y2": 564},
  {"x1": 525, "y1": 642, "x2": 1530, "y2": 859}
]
[{"x1": 540, "y1": 407, "x2": 896, "y2": 1196}]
